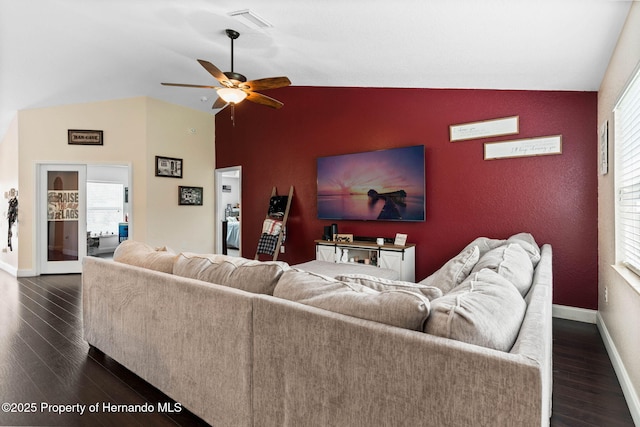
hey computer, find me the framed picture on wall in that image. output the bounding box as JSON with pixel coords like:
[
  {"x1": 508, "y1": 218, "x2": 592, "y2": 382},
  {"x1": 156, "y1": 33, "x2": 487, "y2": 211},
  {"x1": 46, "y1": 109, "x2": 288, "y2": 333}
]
[
  {"x1": 178, "y1": 186, "x2": 203, "y2": 206},
  {"x1": 155, "y1": 156, "x2": 183, "y2": 178},
  {"x1": 68, "y1": 129, "x2": 103, "y2": 146}
]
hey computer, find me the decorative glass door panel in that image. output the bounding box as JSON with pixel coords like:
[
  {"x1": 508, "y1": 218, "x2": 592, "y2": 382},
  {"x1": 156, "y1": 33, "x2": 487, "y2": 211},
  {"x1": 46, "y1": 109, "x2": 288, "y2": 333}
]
[
  {"x1": 39, "y1": 165, "x2": 86, "y2": 274},
  {"x1": 47, "y1": 171, "x2": 80, "y2": 261}
]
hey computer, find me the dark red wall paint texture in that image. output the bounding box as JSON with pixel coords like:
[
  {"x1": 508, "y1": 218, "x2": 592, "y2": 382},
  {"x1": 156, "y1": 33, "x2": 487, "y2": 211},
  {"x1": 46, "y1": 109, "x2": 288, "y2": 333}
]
[{"x1": 216, "y1": 87, "x2": 598, "y2": 309}]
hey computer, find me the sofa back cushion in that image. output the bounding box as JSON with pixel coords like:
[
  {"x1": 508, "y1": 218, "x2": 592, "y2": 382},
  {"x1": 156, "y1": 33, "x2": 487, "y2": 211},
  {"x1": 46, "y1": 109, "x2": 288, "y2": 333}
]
[
  {"x1": 419, "y1": 245, "x2": 480, "y2": 294},
  {"x1": 471, "y1": 243, "x2": 534, "y2": 296},
  {"x1": 274, "y1": 270, "x2": 431, "y2": 331},
  {"x1": 336, "y1": 274, "x2": 443, "y2": 300},
  {"x1": 173, "y1": 253, "x2": 289, "y2": 295},
  {"x1": 112, "y1": 240, "x2": 177, "y2": 274},
  {"x1": 424, "y1": 269, "x2": 526, "y2": 352}
]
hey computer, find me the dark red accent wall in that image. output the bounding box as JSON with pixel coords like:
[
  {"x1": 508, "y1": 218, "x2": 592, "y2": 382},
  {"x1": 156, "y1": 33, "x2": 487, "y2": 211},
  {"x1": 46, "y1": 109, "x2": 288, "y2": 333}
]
[{"x1": 216, "y1": 87, "x2": 598, "y2": 309}]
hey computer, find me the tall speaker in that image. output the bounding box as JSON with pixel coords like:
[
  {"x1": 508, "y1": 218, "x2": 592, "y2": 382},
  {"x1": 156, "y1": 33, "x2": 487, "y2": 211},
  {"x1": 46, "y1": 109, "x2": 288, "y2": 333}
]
[
  {"x1": 331, "y1": 223, "x2": 338, "y2": 241},
  {"x1": 323, "y1": 226, "x2": 332, "y2": 241}
]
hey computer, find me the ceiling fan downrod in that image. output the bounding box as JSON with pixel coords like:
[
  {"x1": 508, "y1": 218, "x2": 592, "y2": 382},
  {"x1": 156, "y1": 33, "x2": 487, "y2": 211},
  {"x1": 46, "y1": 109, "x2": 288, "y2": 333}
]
[{"x1": 224, "y1": 29, "x2": 246, "y2": 83}]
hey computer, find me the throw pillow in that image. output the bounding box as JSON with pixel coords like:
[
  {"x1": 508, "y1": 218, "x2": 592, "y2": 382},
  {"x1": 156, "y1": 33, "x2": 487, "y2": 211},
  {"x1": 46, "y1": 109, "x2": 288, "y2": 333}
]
[
  {"x1": 419, "y1": 245, "x2": 480, "y2": 294},
  {"x1": 274, "y1": 270, "x2": 431, "y2": 331},
  {"x1": 462, "y1": 237, "x2": 506, "y2": 258},
  {"x1": 506, "y1": 232, "x2": 541, "y2": 267},
  {"x1": 471, "y1": 243, "x2": 534, "y2": 296},
  {"x1": 336, "y1": 274, "x2": 443, "y2": 300},
  {"x1": 113, "y1": 240, "x2": 177, "y2": 274},
  {"x1": 424, "y1": 269, "x2": 526, "y2": 352}
]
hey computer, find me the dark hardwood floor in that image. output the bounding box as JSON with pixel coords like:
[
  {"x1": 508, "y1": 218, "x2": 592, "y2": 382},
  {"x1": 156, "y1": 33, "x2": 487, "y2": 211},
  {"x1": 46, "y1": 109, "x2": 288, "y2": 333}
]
[{"x1": 0, "y1": 271, "x2": 635, "y2": 426}]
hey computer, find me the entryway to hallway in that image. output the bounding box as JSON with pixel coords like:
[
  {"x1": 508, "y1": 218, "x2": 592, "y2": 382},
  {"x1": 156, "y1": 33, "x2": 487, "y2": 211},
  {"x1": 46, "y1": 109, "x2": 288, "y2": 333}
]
[{"x1": 215, "y1": 166, "x2": 242, "y2": 257}]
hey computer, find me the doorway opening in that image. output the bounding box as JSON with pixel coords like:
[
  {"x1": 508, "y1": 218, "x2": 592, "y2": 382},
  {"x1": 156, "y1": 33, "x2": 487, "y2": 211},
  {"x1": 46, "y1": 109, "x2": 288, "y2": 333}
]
[
  {"x1": 86, "y1": 165, "x2": 130, "y2": 258},
  {"x1": 215, "y1": 166, "x2": 241, "y2": 256}
]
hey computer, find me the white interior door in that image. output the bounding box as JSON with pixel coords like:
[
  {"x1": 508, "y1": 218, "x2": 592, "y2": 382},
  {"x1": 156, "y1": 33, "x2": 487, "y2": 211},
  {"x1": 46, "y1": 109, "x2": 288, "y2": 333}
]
[{"x1": 39, "y1": 164, "x2": 87, "y2": 274}]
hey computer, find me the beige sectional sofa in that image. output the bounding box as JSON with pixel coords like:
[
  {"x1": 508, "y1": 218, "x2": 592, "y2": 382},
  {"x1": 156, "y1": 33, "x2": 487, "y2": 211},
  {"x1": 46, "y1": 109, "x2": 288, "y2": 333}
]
[{"x1": 82, "y1": 234, "x2": 553, "y2": 427}]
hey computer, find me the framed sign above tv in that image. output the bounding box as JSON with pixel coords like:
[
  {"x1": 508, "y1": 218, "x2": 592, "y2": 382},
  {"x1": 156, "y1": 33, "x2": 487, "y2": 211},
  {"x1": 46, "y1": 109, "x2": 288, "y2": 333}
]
[{"x1": 317, "y1": 145, "x2": 425, "y2": 221}]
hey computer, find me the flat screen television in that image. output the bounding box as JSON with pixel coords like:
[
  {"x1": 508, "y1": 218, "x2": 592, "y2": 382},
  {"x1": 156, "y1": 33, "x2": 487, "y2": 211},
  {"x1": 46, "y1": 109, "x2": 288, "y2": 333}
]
[{"x1": 317, "y1": 145, "x2": 425, "y2": 221}]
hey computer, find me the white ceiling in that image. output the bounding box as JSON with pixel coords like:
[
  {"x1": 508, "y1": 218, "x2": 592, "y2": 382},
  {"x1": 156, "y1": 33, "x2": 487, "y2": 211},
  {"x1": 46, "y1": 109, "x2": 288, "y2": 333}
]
[{"x1": 0, "y1": 0, "x2": 632, "y2": 139}]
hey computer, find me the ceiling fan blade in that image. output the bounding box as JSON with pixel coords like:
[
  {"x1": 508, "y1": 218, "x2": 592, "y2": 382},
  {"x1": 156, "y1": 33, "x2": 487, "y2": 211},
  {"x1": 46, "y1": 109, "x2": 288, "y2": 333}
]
[
  {"x1": 161, "y1": 82, "x2": 219, "y2": 89},
  {"x1": 212, "y1": 97, "x2": 228, "y2": 109},
  {"x1": 245, "y1": 91, "x2": 284, "y2": 109},
  {"x1": 242, "y1": 77, "x2": 291, "y2": 91},
  {"x1": 197, "y1": 59, "x2": 232, "y2": 86}
]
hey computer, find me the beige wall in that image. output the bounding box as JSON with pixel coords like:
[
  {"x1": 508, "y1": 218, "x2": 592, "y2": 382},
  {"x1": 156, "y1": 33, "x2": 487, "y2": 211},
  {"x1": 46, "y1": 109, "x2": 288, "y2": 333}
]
[
  {"x1": 15, "y1": 97, "x2": 215, "y2": 275},
  {"x1": 0, "y1": 115, "x2": 20, "y2": 273},
  {"x1": 144, "y1": 97, "x2": 215, "y2": 251},
  {"x1": 597, "y1": 1, "x2": 640, "y2": 418}
]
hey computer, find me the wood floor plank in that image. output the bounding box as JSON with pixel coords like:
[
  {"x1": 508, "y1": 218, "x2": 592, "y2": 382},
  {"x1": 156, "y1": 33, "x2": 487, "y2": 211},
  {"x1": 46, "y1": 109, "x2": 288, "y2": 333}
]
[
  {"x1": 0, "y1": 271, "x2": 635, "y2": 426},
  {"x1": 552, "y1": 318, "x2": 635, "y2": 426},
  {"x1": 16, "y1": 278, "x2": 190, "y2": 426}
]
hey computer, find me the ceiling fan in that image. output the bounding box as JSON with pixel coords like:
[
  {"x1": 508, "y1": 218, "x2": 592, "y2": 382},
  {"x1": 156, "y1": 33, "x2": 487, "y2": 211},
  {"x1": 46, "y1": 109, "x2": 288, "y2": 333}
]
[{"x1": 162, "y1": 29, "x2": 291, "y2": 109}]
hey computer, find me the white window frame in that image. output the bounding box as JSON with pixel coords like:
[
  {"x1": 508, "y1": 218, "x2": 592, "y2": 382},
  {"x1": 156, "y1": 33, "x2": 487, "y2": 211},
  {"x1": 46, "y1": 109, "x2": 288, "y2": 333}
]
[{"x1": 614, "y1": 64, "x2": 640, "y2": 278}]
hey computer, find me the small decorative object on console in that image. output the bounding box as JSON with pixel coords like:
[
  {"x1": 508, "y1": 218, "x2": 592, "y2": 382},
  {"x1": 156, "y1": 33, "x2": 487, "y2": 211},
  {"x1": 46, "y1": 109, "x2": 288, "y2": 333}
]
[
  {"x1": 334, "y1": 233, "x2": 353, "y2": 243},
  {"x1": 394, "y1": 233, "x2": 407, "y2": 246}
]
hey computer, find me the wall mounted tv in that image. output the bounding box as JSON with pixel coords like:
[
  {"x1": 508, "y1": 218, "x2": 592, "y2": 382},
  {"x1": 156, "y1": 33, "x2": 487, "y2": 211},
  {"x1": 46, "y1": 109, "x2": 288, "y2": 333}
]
[{"x1": 317, "y1": 145, "x2": 425, "y2": 221}]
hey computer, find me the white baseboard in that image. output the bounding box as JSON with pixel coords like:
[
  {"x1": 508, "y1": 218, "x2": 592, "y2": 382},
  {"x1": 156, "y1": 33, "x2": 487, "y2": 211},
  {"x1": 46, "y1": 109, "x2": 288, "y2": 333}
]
[
  {"x1": 552, "y1": 304, "x2": 597, "y2": 323},
  {"x1": 0, "y1": 261, "x2": 36, "y2": 277},
  {"x1": 17, "y1": 268, "x2": 37, "y2": 277},
  {"x1": 0, "y1": 260, "x2": 17, "y2": 276},
  {"x1": 597, "y1": 312, "x2": 640, "y2": 426}
]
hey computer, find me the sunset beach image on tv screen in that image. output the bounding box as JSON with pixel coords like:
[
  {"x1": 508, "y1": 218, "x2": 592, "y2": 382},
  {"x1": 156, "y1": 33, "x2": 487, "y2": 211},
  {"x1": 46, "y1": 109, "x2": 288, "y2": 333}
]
[{"x1": 317, "y1": 145, "x2": 425, "y2": 221}]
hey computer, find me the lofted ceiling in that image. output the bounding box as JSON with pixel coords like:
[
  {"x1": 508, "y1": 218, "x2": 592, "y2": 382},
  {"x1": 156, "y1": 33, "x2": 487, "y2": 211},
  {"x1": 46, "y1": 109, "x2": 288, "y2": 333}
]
[{"x1": 0, "y1": 0, "x2": 633, "y2": 139}]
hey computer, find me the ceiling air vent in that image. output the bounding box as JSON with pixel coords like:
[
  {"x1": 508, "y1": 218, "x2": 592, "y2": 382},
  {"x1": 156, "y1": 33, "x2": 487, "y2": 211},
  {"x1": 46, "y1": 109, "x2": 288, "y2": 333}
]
[{"x1": 228, "y1": 9, "x2": 273, "y2": 30}]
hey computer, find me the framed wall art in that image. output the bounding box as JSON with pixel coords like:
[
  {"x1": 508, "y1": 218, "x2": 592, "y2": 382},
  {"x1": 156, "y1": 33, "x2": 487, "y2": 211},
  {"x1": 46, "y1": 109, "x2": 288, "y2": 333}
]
[
  {"x1": 484, "y1": 135, "x2": 562, "y2": 160},
  {"x1": 155, "y1": 156, "x2": 183, "y2": 178},
  {"x1": 178, "y1": 186, "x2": 203, "y2": 206},
  {"x1": 68, "y1": 129, "x2": 103, "y2": 146},
  {"x1": 600, "y1": 121, "x2": 609, "y2": 175},
  {"x1": 450, "y1": 116, "x2": 519, "y2": 142}
]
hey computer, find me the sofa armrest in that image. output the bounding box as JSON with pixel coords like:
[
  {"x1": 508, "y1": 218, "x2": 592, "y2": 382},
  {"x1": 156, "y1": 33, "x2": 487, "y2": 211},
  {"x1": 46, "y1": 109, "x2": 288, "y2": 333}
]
[
  {"x1": 511, "y1": 244, "x2": 553, "y2": 423},
  {"x1": 82, "y1": 256, "x2": 254, "y2": 427}
]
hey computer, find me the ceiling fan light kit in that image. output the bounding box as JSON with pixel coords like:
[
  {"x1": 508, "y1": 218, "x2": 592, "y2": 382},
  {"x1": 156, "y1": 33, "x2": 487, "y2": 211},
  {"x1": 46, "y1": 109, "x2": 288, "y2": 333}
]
[
  {"x1": 218, "y1": 87, "x2": 248, "y2": 104},
  {"x1": 161, "y1": 28, "x2": 290, "y2": 110}
]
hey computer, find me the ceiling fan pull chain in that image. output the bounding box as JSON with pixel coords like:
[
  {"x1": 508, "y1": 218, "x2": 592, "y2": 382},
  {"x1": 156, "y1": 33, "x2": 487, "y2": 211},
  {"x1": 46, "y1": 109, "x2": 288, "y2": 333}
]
[{"x1": 231, "y1": 103, "x2": 236, "y2": 127}]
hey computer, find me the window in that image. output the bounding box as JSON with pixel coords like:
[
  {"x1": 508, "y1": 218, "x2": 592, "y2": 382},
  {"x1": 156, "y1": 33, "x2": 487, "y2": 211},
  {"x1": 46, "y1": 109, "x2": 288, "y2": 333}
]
[
  {"x1": 86, "y1": 182, "x2": 124, "y2": 235},
  {"x1": 615, "y1": 66, "x2": 640, "y2": 277}
]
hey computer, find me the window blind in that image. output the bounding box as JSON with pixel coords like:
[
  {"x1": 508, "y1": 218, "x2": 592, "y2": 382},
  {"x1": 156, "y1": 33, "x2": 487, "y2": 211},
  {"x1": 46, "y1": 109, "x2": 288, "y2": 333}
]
[
  {"x1": 616, "y1": 67, "x2": 640, "y2": 276},
  {"x1": 86, "y1": 182, "x2": 124, "y2": 235}
]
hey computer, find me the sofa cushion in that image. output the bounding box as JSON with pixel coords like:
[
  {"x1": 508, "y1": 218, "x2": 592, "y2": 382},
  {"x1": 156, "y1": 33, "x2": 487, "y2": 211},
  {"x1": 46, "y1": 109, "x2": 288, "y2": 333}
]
[
  {"x1": 424, "y1": 269, "x2": 526, "y2": 352},
  {"x1": 471, "y1": 243, "x2": 534, "y2": 296},
  {"x1": 419, "y1": 245, "x2": 480, "y2": 294},
  {"x1": 507, "y1": 232, "x2": 541, "y2": 267},
  {"x1": 293, "y1": 260, "x2": 400, "y2": 280},
  {"x1": 274, "y1": 270, "x2": 431, "y2": 331},
  {"x1": 112, "y1": 240, "x2": 177, "y2": 274},
  {"x1": 336, "y1": 274, "x2": 443, "y2": 300},
  {"x1": 173, "y1": 253, "x2": 289, "y2": 295}
]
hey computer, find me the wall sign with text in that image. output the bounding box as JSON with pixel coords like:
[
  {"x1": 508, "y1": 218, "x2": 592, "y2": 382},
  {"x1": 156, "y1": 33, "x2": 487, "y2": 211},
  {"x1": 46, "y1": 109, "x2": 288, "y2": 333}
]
[
  {"x1": 68, "y1": 129, "x2": 103, "y2": 146},
  {"x1": 484, "y1": 135, "x2": 562, "y2": 160},
  {"x1": 48, "y1": 190, "x2": 79, "y2": 221}
]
